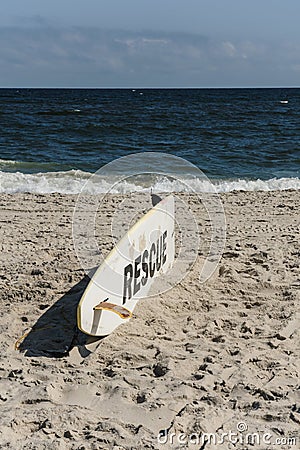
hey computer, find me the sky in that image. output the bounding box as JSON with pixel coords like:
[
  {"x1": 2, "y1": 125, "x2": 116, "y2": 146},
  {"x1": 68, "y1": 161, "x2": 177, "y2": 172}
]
[{"x1": 1, "y1": 0, "x2": 300, "y2": 87}]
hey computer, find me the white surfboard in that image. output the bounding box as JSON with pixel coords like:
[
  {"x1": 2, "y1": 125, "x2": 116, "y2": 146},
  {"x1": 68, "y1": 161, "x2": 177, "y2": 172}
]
[{"x1": 77, "y1": 195, "x2": 175, "y2": 336}]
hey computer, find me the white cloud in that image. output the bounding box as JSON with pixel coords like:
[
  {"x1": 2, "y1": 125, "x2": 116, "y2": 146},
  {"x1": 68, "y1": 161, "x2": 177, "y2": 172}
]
[
  {"x1": 0, "y1": 26, "x2": 299, "y2": 86},
  {"x1": 222, "y1": 41, "x2": 237, "y2": 57},
  {"x1": 142, "y1": 38, "x2": 169, "y2": 45},
  {"x1": 114, "y1": 38, "x2": 136, "y2": 48}
]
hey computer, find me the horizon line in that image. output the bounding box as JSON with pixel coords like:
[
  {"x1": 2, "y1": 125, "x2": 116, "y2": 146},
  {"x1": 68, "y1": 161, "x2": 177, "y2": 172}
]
[{"x1": 0, "y1": 85, "x2": 299, "y2": 89}]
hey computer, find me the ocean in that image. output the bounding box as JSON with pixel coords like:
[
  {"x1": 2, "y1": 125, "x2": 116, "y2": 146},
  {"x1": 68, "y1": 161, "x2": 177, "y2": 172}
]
[{"x1": 0, "y1": 88, "x2": 299, "y2": 194}]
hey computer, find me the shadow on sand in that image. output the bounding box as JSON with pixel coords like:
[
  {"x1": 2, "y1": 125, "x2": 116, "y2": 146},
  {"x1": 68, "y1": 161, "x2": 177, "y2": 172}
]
[{"x1": 19, "y1": 275, "x2": 104, "y2": 358}]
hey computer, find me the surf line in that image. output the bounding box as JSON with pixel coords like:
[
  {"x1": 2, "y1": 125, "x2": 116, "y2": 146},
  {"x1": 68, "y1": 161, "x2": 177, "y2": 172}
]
[{"x1": 123, "y1": 230, "x2": 168, "y2": 304}]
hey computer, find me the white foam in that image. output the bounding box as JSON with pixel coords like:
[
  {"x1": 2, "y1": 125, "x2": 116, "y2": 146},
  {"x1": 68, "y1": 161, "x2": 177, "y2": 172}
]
[
  {"x1": 0, "y1": 170, "x2": 89, "y2": 194},
  {"x1": 213, "y1": 177, "x2": 300, "y2": 192},
  {"x1": 0, "y1": 170, "x2": 299, "y2": 194},
  {"x1": 0, "y1": 159, "x2": 17, "y2": 167},
  {"x1": 150, "y1": 177, "x2": 300, "y2": 193}
]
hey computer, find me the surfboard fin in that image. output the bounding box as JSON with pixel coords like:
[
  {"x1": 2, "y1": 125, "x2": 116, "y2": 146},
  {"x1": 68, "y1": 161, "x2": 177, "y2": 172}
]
[
  {"x1": 151, "y1": 188, "x2": 162, "y2": 207},
  {"x1": 93, "y1": 302, "x2": 132, "y2": 319}
]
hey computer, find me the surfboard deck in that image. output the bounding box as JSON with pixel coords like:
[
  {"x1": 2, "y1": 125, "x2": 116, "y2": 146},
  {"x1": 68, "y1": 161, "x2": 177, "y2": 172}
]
[{"x1": 77, "y1": 195, "x2": 175, "y2": 336}]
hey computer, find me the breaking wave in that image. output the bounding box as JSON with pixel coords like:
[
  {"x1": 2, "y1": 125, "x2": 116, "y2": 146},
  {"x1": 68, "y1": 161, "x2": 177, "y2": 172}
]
[{"x1": 0, "y1": 169, "x2": 300, "y2": 194}]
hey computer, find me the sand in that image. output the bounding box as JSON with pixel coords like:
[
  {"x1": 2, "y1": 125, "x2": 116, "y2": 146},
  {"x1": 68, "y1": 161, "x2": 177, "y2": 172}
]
[{"x1": 0, "y1": 191, "x2": 299, "y2": 450}]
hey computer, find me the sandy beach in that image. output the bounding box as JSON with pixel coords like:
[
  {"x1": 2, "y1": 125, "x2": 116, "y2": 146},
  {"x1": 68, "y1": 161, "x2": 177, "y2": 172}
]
[{"x1": 0, "y1": 191, "x2": 299, "y2": 449}]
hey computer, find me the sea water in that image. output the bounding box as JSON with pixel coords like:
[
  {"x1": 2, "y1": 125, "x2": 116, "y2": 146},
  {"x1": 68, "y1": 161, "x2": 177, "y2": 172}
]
[{"x1": 0, "y1": 88, "x2": 299, "y2": 194}]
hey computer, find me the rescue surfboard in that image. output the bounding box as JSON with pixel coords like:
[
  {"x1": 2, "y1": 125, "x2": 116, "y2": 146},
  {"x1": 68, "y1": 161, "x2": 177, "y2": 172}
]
[{"x1": 77, "y1": 195, "x2": 175, "y2": 336}]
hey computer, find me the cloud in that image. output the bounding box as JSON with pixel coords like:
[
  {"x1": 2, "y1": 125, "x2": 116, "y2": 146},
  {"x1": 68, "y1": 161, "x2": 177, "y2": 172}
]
[
  {"x1": 0, "y1": 25, "x2": 299, "y2": 86},
  {"x1": 222, "y1": 41, "x2": 237, "y2": 58}
]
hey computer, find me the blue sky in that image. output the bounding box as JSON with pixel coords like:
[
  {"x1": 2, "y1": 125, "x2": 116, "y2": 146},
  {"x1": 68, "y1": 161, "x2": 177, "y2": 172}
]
[{"x1": 1, "y1": 0, "x2": 300, "y2": 87}]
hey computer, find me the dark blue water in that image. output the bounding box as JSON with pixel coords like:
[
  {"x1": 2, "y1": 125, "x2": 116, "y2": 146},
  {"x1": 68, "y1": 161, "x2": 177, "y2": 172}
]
[{"x1": 0, "y1": 88, "x2": 299, "y2": 193}]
